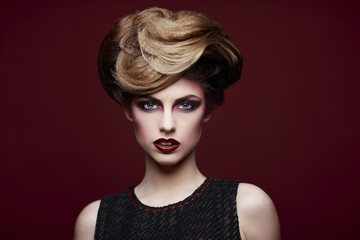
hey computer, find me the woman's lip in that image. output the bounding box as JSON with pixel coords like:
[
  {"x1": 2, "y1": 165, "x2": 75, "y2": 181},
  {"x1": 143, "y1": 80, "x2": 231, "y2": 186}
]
[
  {"x1": 153, "y1": 138, "x2": 180, "y2": 145},
  {"x1": 153, "y1": 138, "x2": 180, "y2": 153}
]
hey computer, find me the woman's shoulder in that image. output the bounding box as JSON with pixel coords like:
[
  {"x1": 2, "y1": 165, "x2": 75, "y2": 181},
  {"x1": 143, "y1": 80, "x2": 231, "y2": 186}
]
[
  {"x1": 73, "y1": 189, "x2": 129, "y2": 239},
  {"x1": 74, "y1": 200, "x2": 101, "y2": 240},
  {"x1": 236, "y1": 183, "x2": 273, "y2": 210},
  {"x1": 236, "y1": 183, "x2": 281, "y2": 239}
]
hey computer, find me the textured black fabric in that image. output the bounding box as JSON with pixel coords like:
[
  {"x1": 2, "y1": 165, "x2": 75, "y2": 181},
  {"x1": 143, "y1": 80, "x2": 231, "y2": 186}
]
[{"x1": 95, "y1": 178, "x2": 241, "y2": 240}]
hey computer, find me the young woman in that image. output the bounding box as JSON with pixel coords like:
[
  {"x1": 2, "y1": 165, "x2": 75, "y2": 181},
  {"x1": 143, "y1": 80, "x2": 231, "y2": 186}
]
[{"x1": 74, "y1": 7, "x2": 281, "y2": 240}]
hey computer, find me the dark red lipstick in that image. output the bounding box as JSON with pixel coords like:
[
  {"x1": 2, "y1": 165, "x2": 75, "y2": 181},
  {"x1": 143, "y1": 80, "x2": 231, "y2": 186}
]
[{"x1": 153, "y1": 138, "x2": 180, "y2": 153}]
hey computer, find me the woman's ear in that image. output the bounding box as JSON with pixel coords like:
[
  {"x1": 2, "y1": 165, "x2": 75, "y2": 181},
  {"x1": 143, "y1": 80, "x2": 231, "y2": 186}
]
[
  {"x1": 203, "y1": 113, "x2": 211, "y2": 123},
  {"x1": 124, "y1": 107, "x2": 134, "y2": 122}
]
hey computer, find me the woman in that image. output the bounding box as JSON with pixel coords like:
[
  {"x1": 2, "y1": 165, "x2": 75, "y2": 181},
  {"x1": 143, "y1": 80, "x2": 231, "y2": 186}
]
[{"x1": 74, "y1": 7, "x2": 281, "y2": 240}]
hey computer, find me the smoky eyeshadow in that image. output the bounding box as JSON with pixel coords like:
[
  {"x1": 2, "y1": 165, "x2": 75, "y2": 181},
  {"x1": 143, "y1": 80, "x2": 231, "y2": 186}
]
[{"x1": 134, "y1": 95, "x2": 203, "y2": 111}]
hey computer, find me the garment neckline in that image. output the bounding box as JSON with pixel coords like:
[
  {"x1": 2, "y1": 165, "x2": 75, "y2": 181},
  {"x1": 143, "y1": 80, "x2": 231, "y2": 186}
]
[{"x1": 128, "y1": 177, "x2": 213, "y2": 212}]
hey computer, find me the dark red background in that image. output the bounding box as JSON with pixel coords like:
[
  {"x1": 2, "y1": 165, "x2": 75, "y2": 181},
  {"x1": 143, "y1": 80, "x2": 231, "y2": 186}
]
[{"x1": 1, "y1": 0, "x2": 359, "y2": 239}]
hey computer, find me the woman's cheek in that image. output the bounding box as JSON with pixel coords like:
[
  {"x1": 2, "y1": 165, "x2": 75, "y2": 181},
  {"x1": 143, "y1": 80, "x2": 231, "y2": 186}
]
[
  {"x1": 133, "y1": 112, "x2": 156, "y2": 142},
  {"x1": 178, "y1": 113, "x2": 204, "y2": 137}
]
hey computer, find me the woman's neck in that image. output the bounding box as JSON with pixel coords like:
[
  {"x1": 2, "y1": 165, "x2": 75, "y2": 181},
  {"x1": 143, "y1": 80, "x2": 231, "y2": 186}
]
[{"x1": 134, "y1": 150, "x2": 206, "y2": 207}]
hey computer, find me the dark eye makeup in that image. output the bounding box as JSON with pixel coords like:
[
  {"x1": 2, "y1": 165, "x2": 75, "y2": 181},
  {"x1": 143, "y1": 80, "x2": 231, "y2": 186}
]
[
  {"x1": 134, "y1": 95, "x2": 202, "y2": 112},
  {"x1": 177, "y1": 101, "x2": 200, "y2": 111},
  {"x1": 135, "y1": 100, "x2": 159, "y2": 111}
]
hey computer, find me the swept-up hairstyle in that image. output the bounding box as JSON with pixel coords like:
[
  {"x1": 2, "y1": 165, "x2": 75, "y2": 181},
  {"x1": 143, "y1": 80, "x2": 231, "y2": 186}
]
[{"x1": 98, "y1": 7, "x2": 243, "y2": 112}]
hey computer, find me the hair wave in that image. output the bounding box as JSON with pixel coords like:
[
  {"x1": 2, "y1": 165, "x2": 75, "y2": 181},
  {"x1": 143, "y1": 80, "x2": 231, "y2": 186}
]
[{"x1": 98, "y1": 7, "x2": 243, "y2": 107}]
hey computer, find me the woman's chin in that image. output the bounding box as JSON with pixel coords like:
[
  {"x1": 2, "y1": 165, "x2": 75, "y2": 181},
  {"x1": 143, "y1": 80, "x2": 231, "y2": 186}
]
[
  {"x1": 146, "y1": 150, "x2": 194, "y2": 167},
  {"x1": 150, "y1": 155, "x2": 183, "y2": 166}
]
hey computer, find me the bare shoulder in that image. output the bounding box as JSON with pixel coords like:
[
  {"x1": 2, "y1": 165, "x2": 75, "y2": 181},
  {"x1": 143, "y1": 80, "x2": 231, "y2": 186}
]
[
  {"x1": 236, "y1": 183, "x2": 275, "y2": 214},
  {"x1": 74, "y1": 200, "x2": 101, "y2": 240},
  {"x1": 236, "y1": 183, "x2": 281, "y2": 240}
]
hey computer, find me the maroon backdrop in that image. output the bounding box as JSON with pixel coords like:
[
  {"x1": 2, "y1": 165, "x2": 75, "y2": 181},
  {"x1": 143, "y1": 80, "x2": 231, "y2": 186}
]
[{"x1": 1, "y1": 0, "x2": 359, "y2": 239}]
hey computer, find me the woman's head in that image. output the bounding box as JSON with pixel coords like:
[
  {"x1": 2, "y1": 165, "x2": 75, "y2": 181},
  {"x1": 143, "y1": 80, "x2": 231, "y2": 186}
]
[{"x1": 98, "y1": 7, "x2": 243, "y2": 114}]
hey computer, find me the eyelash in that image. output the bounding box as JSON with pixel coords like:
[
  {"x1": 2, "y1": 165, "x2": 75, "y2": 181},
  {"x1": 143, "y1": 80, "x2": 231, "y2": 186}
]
[
  {"x1": 178, "y1": 101, "x2": 197, "y2": 111},
  {"x1": 136, "y1": 101, "x2": 200, "y2": 112},
  {"x1": 137, "y1": 101, "x2": 158, "y2": 111}
]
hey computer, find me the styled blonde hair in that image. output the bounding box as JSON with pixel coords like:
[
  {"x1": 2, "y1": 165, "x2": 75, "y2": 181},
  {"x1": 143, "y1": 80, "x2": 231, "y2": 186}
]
[{"x1": 98, "y1": 7, "x2": 242, "y2": 109}]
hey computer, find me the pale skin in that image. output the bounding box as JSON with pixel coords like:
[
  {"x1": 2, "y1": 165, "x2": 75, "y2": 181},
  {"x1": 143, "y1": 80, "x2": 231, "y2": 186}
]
[{"x1": 74, "y1": 78, "x2": 281, "y2": 240}]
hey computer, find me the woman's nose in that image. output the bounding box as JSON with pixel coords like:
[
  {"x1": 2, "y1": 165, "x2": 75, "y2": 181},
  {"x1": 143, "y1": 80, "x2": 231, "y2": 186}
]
[{"x1": 159, "y1": 110, "x2": 175, "y2": 134}]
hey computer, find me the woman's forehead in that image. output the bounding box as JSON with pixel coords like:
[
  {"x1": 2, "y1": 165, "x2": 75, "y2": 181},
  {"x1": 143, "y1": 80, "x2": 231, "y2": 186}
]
[{"x1": 149, "y1": 78, "x2": 204, "y2": 101}]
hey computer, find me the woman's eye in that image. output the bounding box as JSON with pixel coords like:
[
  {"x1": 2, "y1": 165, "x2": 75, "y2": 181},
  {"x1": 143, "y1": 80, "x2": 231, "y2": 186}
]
[
  {"x1": 178, "y1": 102, "x2": 194, "y2": 110},
  {"x1": 142, "y1": 102, "x2": 158, "y2": 110}
]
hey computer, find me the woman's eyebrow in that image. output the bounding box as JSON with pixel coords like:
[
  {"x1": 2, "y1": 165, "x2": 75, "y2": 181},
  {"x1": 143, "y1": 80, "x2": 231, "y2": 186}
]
[
  {"x1": 135, "y1": 94, "x2": 201, "y2": 105},
  {"x1": 174, "y1": 95, "x2": 202, "y2": 105},
  {"x1": 135, "y1": 96, "x2": 161, "y2": 103}
]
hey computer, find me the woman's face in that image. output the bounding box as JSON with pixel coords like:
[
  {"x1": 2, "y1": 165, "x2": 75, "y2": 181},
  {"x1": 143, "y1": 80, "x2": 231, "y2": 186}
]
[{"x1": 126, "y1": 78, "x2": 210, "y2": 165}]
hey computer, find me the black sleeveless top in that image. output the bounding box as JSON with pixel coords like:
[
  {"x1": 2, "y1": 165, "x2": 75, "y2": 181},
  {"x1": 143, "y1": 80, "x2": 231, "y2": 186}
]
[{"x1": 95, "y1": 177, "x2": 241, "y2": 240}]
